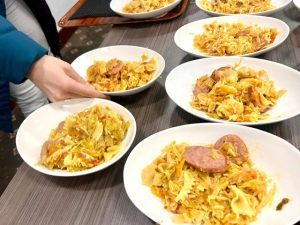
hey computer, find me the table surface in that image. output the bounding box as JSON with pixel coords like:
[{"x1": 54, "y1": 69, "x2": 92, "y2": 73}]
[{"x1": 0, "y1": 1, "x2": 300, "y2": 225}]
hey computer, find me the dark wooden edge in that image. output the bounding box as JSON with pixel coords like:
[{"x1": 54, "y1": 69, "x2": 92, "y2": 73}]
[
  {"x1": 58, "y1": 27, "x2": 78, "y2": 47},
  {"x1": 58, "y1": 0, "x2": 190, "y2": 27}
]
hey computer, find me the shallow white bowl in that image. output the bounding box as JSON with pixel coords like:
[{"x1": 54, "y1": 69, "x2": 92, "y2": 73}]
[
  {"x1": 110, "y1": 0, "x2": 182, "y2": 19},
  {"x1": 16, "y1": 98, "x2": 137, "y2": 177},
  {"x1": 124, "y1": 123, "x2": 300, "y2": 225},
  {"x1": 174, "y1": 15, "x2": 289, "y2": 58},
  {"x1": 71, "y1": 45, "x2": 165, "y2": 96},
  {"x1": 294, "y1": 0, "x2": 300, "y2": 10},
  {"x1": 165, "y1": 57, "x2": 300, "y2": 125},
  {"x1": 196, "y1": 0, "x2": 292, "y2": 16}
]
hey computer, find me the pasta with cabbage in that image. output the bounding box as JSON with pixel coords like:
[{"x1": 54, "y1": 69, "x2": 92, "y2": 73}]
[
  {"x1": 190, "y1": 62, "x2": 286, "y2": 122},
  {"x1": 87, "y1": 54, "x2": 157, "y2": 92},
  {"x1": 200, "y1": 0, "x2": 273, "y2": 14},
  {"x1": 193, "y1": 21, "x2": 278, "y2": 56},
  {"x1": 142, "y1": 137, "x2": 276, "y2": 225},
  {"x1": 123, "y1": 0, "x2": 175, "y2": 13},
  {"x1": 39, "y1": 104, "x2": 130, "y2": 171}
]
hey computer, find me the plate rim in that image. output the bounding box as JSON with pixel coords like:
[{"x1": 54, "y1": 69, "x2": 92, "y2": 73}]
[
  {"x1": 110, "y1": 0, "x2": 182, "y2": 19},
  {"x1": 294, "y1": 0, "x2": 300, "y2": 9},
  {"x1": 16, "y1": 98, "x2": 137, "y2": 177},
  {"x1": 195, "y1": 0, "x2": 293, "y2": 16}
]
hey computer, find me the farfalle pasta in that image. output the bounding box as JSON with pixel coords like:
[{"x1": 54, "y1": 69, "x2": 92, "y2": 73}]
[{"x1": 142, "y1": 135, "x2": 275, "y2": 225}]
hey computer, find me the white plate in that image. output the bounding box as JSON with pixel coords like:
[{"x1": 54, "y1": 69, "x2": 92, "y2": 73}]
[
  {"x1": 124, "y1": 123, "x2": 300, "y2": 225},
  {"x1": 71, "y1": 45, "x2": 165, "y2": 96},
  {"x1": 165, "y1": 57, "x2": 300, "y2": 125},
  {"x1": 16, "y1": 98, "x2": 137, "y2": 177},
  {"x1": 110, "y1": 0, "x2": 182, "y2": 19},
  {"x1": 174, "y1": 15, "x2": 289, "y2": 58},
  {"x1": 196, "y1": 0, "x2": 292, "y2": 16},
  {"x1": 294, "y1": 0, "x2": 300, "y2": 10}
]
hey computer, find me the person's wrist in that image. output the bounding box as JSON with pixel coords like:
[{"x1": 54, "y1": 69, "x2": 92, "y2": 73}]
[{"x1": 27, "y1": 55, "x2": 48, "y2": 81}]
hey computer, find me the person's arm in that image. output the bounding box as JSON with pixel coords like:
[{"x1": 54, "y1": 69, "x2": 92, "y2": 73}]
[
  {"x1": 0, "y1": 16, "x2": 108, "y2": 101},
  {"x1": 0, "y1": 15, "x2": 47, "y2": 83}
]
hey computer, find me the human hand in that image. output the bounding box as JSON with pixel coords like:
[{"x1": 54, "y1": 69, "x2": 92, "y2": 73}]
[{"x1": 27, "y1": 55, "x2": 109, "y2": 102}]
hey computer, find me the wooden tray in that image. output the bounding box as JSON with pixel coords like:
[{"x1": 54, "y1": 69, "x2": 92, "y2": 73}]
[{"x1": 59, "y1": 0, "x2": 190, "y2": 27}]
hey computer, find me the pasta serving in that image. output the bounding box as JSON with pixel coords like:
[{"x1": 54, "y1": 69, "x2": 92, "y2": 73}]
[
  {"x1": 193, "y1": 21, "x2": 278, "y2": 56},
  {"x1": 142, "y1": 135, "x2": 276, "y2": 225},
  {"x1": 200, "y1": 0, "x2": 273, "y2": 14},
  {"x1": 39, "y1": 104, "x2": 130, "y2": 171},
  {"x1": 191, "y1": 62, "x2": 286, "y2": 122},
  {"x1": 87, "y1": 55, "x2": 157, "y2": 92},
  {"x1": 123, "y1": 0, "x2": 175, "y2": 13}
]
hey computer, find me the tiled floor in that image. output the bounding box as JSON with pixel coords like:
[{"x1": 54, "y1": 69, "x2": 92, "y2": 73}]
[{"x1": 0, "y1": 25, "x2": 111, "y2": 195}]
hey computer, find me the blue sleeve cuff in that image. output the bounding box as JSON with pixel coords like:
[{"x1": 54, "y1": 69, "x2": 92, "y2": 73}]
[{"x1": 0, "y1": 16, "x2": 48, "y2": 84}]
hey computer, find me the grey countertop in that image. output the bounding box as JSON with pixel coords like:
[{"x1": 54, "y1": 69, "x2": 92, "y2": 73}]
[{"x1": 0, "y1": 1, "x2": 299, "y2": 225}]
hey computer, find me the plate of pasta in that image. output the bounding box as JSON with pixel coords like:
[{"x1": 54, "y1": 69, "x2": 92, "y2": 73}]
[
  {"x1": 110, "y1": 0, "x2": 182, "y2": 19},
  {"x1": 16, "y1": 98, "x2": 137, "y2": 176},
  {"x1": 174, "y1": 15, "x2": 289, "y2": 57},
  {"x1": 71, "y1": 45, "x2": 165, "y2": 96},
  {"x1": 165, "y1": 57, "x2": 300, "y2": 125},
  {"x1": 124, "y1": 123, "x2": 300, "y2": 225},
  {"x1": 196, "y1": 0, "x2": 292, "y2": 16}
]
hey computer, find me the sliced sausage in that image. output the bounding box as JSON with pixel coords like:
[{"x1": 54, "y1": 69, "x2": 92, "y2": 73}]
[
  {"x1": 193, "y1": 75, "x2": 214, "y2": 97},
  {"x1": 214, "y1": 134, "x2": 249, "y2": 164},
  {"x1": 211, "y1": 66, "x2": 231, "y2": 82},
  {"x1": 248, "y1": 86, "x2": 260, "y2": 106},
  {"x1": 183, "y1": 146, "x2": 227, "y2": 173},
  {"x1": 193, "y1": 83, "x2": 210, "y2": 96},
  {"x1": 235, "y1": 28, "x2": 251, "y2": 37},
  {"x1": 40, "y1": 140, "x2": 53, "y2": 158},
  {"x1": 236, "y1": 1, "x2": 243, "y2": 6},
  {"x1": 57, "y1": 121, "x2": 65, "y2": 131},
  {"x1": 107, "y1": 60, "x2": 123, "y2": 75}
]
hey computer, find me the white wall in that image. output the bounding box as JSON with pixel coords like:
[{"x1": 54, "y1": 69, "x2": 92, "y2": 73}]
[{"x1": 46, "y1": 0, "x2": 77, "y2": 31}]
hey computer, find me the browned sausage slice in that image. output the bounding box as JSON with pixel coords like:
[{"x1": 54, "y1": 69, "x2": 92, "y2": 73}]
[
  {"x1": 107, "y1": 60, "x2": 123, "y2": 75},
  {"x1": 211, "y1": 66, "x2": 231, "y2": 82},
  {"x1": 57, "y1": 121, "x2": 65, "y2": 131},
  {"x1": 40, "y1": 140, "x2": 53, "y2": 158},
  {"x1": 183, "y1": 146, "x2": 227, "y2": 173},
  {"x1": 193, "y1": 75, "x2": 214, "y2": 97},
  {"x1": 214, "y1": 134, "x2": 249, "y2": 164}
]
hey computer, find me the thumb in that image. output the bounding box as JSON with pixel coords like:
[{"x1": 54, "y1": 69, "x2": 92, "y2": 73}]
[{"x1": 68, "y1": 78, "x2": 110, "y2": 99}]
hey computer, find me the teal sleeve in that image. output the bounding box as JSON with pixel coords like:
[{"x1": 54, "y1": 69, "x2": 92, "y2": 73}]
[{"x1": 0, "y1": 15, "x2": 48, "y2": 84}]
